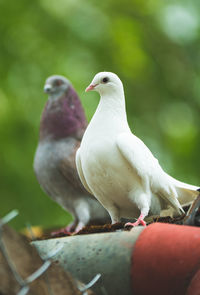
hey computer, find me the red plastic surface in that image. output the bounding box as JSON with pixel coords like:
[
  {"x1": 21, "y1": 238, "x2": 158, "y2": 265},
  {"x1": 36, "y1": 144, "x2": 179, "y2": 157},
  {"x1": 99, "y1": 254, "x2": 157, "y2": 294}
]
[{"x1": 131, "y1": 223, "x2": 200, "y2": 295}]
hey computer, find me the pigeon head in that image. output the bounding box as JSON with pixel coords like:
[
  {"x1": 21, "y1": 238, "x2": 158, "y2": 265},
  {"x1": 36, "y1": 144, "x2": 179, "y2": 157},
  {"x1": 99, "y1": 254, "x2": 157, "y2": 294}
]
[
  {"x1": 44, "y1": 75, "x2": 70, "y2": 96},
  {"x1": 85, "y1": 72, "x2": 123, "y2": 96},
  {"x1": 40, "y1": 75, "x2": 87, "y2": 141}
]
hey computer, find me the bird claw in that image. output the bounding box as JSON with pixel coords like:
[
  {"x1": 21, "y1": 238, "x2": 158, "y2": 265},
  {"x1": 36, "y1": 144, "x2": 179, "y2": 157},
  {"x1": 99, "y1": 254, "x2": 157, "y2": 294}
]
[
  {"x1": 51, "y1": 226, "x2": 73, "y2": 237},
  {"x1": 125, "y1": 219, "x2": 146, "y2": 228}
]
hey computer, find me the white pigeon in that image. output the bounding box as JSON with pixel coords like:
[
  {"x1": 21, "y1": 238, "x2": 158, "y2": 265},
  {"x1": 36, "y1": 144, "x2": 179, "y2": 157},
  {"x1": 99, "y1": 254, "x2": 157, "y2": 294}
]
[{"x1": 76, "y1": 72, "x2": 199, "y2": 227}]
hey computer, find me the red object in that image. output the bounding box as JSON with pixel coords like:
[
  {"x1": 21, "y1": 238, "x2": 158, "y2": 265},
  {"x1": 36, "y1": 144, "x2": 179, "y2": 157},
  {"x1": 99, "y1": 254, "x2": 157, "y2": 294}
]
[{"x1": 131, "y1": 223, "x2": 200, "y2": 295}]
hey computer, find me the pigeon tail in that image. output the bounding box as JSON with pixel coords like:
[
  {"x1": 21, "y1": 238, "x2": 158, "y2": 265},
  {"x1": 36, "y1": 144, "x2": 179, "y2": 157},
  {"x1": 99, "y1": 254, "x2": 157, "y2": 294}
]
[
  {"x1": 175, "y1": 186, "x2": 199, "y2": 206},
  {"x1": 165, "y1": 173, "x2": 199, "y2": 205},
  {"x1": 158, "y1": 186, "x2": 185, "y2": 215}
]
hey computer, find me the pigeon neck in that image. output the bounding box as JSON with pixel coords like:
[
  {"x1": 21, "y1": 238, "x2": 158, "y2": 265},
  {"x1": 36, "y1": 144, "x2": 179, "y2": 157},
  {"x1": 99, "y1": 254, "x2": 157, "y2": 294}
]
[
  {"x1": 39, "y1": 86, "x2": 87, "y2": 141},
  {"x1": 99, "y1": 88, "x2": 127, "y2": 121}
]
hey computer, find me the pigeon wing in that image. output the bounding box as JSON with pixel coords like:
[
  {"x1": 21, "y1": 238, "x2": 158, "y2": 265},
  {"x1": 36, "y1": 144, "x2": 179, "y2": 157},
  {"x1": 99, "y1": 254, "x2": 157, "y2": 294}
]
[
  {"x1": 116, "y1": 132, "x2": 160, "y2": 180},
  {"x1": 116, "y1": 132, "x2": 184, "y2": 214}
]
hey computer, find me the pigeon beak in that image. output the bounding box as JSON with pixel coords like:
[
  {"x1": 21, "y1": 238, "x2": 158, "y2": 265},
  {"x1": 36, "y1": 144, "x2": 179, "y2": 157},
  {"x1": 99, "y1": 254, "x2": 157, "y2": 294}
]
[
  {"x1": 44, "y1": 84, "x2": 52, "y2": 93},
  {"x1": 85, "y1": 84, "x2": 98, "y2": 92}
]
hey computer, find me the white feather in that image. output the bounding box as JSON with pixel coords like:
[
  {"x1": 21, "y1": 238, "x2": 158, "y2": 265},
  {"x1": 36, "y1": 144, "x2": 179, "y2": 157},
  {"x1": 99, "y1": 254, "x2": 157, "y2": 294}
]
[{"x1": 76, "y1": 72, "x2": 199, "y2": 223}]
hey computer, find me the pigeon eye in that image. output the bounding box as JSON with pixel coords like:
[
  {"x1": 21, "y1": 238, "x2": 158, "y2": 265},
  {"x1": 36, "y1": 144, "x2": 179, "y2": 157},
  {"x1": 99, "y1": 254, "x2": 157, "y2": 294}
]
[
  {"x1": 102, "y1": 77, "x2": 109, "y2": 83},
  {"x1": 55, "y1": 80, "x2": 63, "y2": 86}
]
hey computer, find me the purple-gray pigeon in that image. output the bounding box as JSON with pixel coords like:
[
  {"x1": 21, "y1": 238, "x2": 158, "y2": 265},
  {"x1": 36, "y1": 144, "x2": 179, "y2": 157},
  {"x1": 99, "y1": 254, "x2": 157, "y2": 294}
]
[{"x1": 34, "y1": 75, "x2": 110, "y2": 233}]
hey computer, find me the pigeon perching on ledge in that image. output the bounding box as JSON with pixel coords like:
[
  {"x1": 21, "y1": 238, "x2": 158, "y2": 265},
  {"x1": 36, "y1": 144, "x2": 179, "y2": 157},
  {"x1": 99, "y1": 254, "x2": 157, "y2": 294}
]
[
  {"x1": 34, "y1": 75, "x2": 110, "y2": 233},
  {"x1": 76, "y1": 72, "x2": 199, "y2": 228}
]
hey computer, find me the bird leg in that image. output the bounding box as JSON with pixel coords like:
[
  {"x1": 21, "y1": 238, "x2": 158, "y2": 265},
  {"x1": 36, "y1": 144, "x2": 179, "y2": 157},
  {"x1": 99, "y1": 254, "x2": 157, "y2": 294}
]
[
  {"x1": 125, "y1": 213, "x2": 146, "y2": 228},
  {"x1": 74, "y1": 221, "x2": 85, "y2": 233},
  {"x1": 126, "y1": 190, "x2": 150, "y2": 228},
  {"x1": 51, "y1": 220, "x2": 78, "y2": 236}
]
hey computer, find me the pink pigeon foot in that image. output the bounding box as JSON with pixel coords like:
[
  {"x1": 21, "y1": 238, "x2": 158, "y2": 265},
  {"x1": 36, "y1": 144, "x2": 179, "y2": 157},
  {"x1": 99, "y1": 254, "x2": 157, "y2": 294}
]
[
  {"x1": 51, "y1": 227, "x2": 72, "y2": 237},
  {"x1": 51, "y1": 220, "x2": 86, "y2": 236},
  {"x1": 51, "y1": 222, "x2": 77, "y2": 237},
  {"x1": 125, "y1": 214, "x2": 146, "y2": 228}
]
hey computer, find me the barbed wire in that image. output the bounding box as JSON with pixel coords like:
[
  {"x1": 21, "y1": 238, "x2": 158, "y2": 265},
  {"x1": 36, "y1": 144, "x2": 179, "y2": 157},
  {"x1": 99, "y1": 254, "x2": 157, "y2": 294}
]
[
  {"x1": 0, "y1": 210, "x2": 63, "y2": 295},
  {"x1": 0, "y1": 210, "x2": 102, "y2": 295},
  {"x1": 79, "y1": 273, "x2": 101, "y2": 295}
]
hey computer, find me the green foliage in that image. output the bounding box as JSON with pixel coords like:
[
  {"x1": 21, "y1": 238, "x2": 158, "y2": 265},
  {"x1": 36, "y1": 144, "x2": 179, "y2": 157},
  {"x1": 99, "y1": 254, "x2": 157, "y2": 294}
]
[{"x1": 0, "y1": 0, "x2": 200, "y2": 229}]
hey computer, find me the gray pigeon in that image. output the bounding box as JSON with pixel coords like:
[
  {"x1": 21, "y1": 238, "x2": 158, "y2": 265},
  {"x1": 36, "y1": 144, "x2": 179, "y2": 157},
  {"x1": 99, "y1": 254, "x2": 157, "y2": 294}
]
[{"x1": 34, "y1": 75, "x2": 110, "y2": 232}]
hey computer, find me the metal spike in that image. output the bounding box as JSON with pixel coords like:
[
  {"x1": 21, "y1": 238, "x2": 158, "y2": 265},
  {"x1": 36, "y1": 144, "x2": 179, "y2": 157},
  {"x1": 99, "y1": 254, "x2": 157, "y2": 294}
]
[
  {"x1": 17, "y1": 286, "x2": 30, "y2": 295},
  {"x1": 0, "y1": 210, "x2": 19, "y2": 226},
  {"x1": 79, "y1": 273, "x2": 101, "y2": 294},
  {"x1": 25, "y1": 260, "x2": 51, "y2": 284}
]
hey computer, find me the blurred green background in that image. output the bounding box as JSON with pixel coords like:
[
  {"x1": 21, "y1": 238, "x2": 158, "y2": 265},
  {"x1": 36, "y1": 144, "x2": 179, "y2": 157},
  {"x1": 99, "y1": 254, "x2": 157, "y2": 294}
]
[{"x1": 1, "y1": 0, "x2": 200, "y2": 230}]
